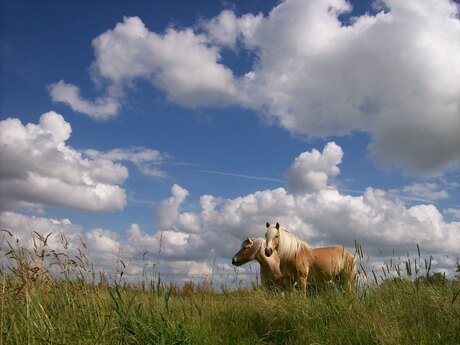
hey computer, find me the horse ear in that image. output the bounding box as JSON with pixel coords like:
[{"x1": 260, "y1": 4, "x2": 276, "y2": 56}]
[
  {"x1": 266, "y1": 222, "x2": 270, "y2": 228},
  {"x1": 276, "y1": 222, "x2": 280, "y2": 230},
  {"x1": 247, "y1": 237, "x2": 253, "y2": 245}
]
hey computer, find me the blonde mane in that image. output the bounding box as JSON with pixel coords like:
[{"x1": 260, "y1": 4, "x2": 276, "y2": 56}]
[
  {"x1": 245, "y1": 237, "x2": 264, "y2": 255},
  {"x1": 275, "y1": 226, "x2": 312, "y2": 262},
  {"x1": 250, "y1": 237, "x2": 264, "y2": 250}
]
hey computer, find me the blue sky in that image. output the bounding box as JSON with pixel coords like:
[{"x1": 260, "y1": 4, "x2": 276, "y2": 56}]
[{"x1": 1, "y1": 0, "x2": 460, "y2": 285}]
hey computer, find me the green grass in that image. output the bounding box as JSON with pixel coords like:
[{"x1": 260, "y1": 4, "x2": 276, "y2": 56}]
[
  {"x1": 2, "y1": 277, "x2": 460, "y2": 344},
  {"x1": 1, "y1": 230, "x2": 460, "y2": 344}
]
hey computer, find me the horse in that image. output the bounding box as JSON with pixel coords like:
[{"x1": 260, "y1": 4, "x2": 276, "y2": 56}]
[
  {"x1": 232, "y1": 237, "x2": 284, "y2": 289},
  {"x1": 264, "y1": 222, "x2": 357, "y2": 294}
]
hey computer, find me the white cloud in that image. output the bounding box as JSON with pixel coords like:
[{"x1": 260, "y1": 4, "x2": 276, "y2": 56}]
[
  {"x1": 402, "y1": 182, "x2": 450, "y2": 201},
  {"x1": 0, "y1": 212, "x2": 217, "y2": 286},
  {"x1": 50, "y1": 1, "x2": 460, "y2": 175},
  {"x1": 237, "y1": 0, "x2": 460, "y2": 175},
  {"x1": 0, "y1": 112, "x2": 127, "y2": 212},
  {"x1": 286, "y1": 141, "x2": 343, "y2": 194},
  {"x1": 0, "y1": 211, "x2": 123, "y2": 274},
  {"x1": 86, "y1": 147, "x2": 166, "y2": 178},
  {"x1": 445, "y1": 208, "x2": 460, "y2": 220},
  {"x1": 146, "y1": 143, "x2": 460, "y2": 268},
  {"x1": 202, "y1": 10, "x2": 240, "y2": 47},
  {"x1": 85, "y1": 228, "x2": 121, "y2": 258},
  {"x1": 49, "y1": 80, "x2": 119, "y2": 120},
  {"x1": 202, "y1": 9, "x2": 263, "y2": 48},
  {"x1": 50, "y1": 16, "x2": 240, "y2": 115},
  {"x1": 0, "y1": 211, "x2": 82, "y2": 250},
  {"x1": 91, "y1": 16, "x2": 238, "y2": 107},
  {"x1": 154, "y1": 184, "x2": 201, "y2": 234},
  {"x1": 2, "y1": 143, "x2": 459, "y2": 284}
]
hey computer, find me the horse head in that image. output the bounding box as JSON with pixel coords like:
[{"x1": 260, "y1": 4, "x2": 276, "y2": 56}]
[
  {"x1": 232, "y1": 237, "x2": 257, "y2": 266},
  {"x1": 264, "y1": 222, "x2": 280, "y2": 257}
]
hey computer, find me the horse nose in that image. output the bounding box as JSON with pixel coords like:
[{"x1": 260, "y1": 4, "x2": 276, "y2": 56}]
[
  {"x1": 265, "y1": 248, "x2": 272, "y2": 257},
  {"x1": 232, "y1": 257, "x2": 238, "y2": 265}
]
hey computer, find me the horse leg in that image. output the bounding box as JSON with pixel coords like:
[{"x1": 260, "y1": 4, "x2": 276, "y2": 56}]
[
  {"x1": 300, "y1": 276, "x2": 308, "y2": 295},
  {"x1": 299, "y1": 268, "x2": 309, "y2": 295},
  {"x1": 283, "y1": 276, "x2": 292, "y2": 292},
  {"x1": 316, "y1": 279, "x2": 327, "y2": 292}
]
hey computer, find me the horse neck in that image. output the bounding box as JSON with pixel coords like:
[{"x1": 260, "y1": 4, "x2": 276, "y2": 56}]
[
  {"x1": 278, "y1": 227, "x2": 312, "y2": 262},
  {"x1": 255, "y1": 239, "x2": 282, "y2": 276}
]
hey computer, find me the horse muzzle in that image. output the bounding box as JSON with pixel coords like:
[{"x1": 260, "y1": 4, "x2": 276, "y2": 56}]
[
  {"x1": 232, "y1": 257, "x2": 240, "y2": 266},
  {"x1": 265, "y1": 248, "x2": 273, "y2": 257}
]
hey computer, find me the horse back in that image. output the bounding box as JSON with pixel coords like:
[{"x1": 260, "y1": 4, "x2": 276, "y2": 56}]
[{"x1": 310, "y1": 245, "x2": 355, "y2": 278}]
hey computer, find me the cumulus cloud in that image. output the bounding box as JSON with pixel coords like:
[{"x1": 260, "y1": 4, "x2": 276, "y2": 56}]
[
  {"x1": 49, "y1": 80, "x2": 119, "y2": 120},
  {"x1": 2, "y1": 142, "x2": 459, "y2": 284},
  {"x1": 154, "y1": 184, "x2": 201, "y2": 233},
  {"x1": 147, "y1": 143, "x2": 460, "y2": 269},
  {"x1": 286, "y1": 141, "x2": 343, "y2": 194},
  {"x1": 0, "y1": 212, "x2": 217, "y2": 286},
  {"x1": 91, "y1": 16, "x2": 238, "y2": 107},
  {"x1": 50, "y1": 0, "x2": 460, "y2": 175},
  {"x1": 202, "y1": 9, "x2": 263, "y2": 48},
  {"x1": 0, "y1": 112, "x2": 128, "y2": 212},
  {"x1": 237, "y1": 0, "x2": 460, "y2": 175},
  {"x1": 0, "y1": 211, "x2": 123, "y2": 275},
  {"x1": 0, "y1": 211, "x2": 82, "y2": 249},
  {"x1": 158, "y1": 184, "x2": 460, "y2": 260}
]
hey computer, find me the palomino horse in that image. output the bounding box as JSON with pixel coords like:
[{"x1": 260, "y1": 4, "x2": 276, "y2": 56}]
[
  {"x1": 264, "y1": 222, "x2": 356, "y2": 294},
  {"x1": 232, "y1": 237, "x2": 284, "y2": 289}
]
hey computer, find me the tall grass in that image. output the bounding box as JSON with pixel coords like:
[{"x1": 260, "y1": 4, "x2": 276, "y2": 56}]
[{"x1": 1, "y1": 229, "x2": 460, "y2": 344}]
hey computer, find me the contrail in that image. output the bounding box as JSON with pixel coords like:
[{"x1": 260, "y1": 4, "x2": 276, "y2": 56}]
[{"x1": 193, "y1": 169, "x2": 283, "y2": 183}]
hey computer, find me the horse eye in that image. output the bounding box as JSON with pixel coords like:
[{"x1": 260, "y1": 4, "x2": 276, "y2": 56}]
[{"x1": 275, "y1": 235, "x2": 279, "y2": 239}]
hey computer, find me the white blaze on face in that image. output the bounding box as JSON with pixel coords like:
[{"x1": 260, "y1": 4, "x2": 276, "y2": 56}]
[{"x1": 265, "y1": 227, "x2": 278, "y2": 257}]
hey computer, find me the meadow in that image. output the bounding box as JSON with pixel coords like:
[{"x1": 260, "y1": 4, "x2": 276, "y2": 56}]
[{"x1": 1, "y1": 230, "x2": 460, "y2": 345}]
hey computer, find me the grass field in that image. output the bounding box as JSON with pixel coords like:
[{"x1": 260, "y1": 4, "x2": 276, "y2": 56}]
[{"x1": 1, "y1": 231, "x2": 460, "y2": 345}]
